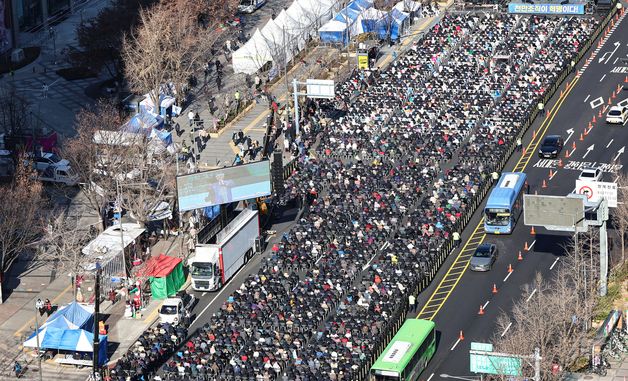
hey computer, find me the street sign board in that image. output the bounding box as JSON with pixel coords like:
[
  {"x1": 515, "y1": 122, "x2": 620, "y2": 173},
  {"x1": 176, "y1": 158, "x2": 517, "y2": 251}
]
[
  {"x1": 306, "y1": 79, "x2": 335, "y2": 99},
  {"x1": 470, "y1": 350, "x2": 522, "y2": 376},
  {"x1": 575, "y1": 179, "x2": 617, "y2": 208},
  {"x1": 471, "y1": 342, "x2": 493, "y2": 352},
  {"x1": 524, "y1": 194, "x2": 585, "y2": 231}
]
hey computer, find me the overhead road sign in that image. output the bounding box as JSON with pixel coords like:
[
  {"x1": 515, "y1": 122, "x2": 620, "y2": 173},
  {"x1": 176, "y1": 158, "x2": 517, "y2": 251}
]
[
  {"x1": 470, "y1": 342, "x2": 522, "y2": 376},
  {"x1": 575, "y1": 179, "x2": 618, "y2": 208},
  {"x1": 524, "y1": 194, "x2": 587, "y2": 232},
  {"x1": 305, "y1": 79, "x2": 335, "y2": 99}
]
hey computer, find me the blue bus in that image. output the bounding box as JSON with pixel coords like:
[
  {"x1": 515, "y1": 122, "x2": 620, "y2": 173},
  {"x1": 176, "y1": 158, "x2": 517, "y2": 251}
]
[{"x1": 484, "y1": 172, "x2": 528, "y2": 234}]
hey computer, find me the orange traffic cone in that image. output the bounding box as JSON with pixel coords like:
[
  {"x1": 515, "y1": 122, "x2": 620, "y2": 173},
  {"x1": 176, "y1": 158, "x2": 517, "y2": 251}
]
[
  {"x1": 625, "y1": 75, "x2": 628, "y2": 83},
  {"x1": 612, "y1": 90, "x2": 617, "y2": 99},
  {"x1": 545, "y1": 110, "x2": 550, "y2": 118},
  {"x1": 508, "y1": 264, "x2": 513, "y2": 273},
  {"x1": 558, "y1": 158, "x2": 563, "y2": 167},
  {"x1": 478, "y1": 305, "x2": 485, "y2": 315},
  {"x1": 593, "y1": 115, "x2": 597, "y2": 123},
  {"x1": 565, "y1": 150, "x2": 570, "y2": 158},
  {"x1": 459, "y1": 330, "x2": 464, "y2": 340},
  {"x1": 599, "y1": 109, "x2": 603, "y2": 118},
  {"x1": 584, "y1": 127, "x2": 590, "y2": 136},
  {"x1": 524, "y1": 241, "x2": 530, "y2": 251},
  {"x1": 608, "y1": 97, "x2": 612, "y2": 105},
  {"x1": 572, "y1": 141, "x2": 576, "y2": 150},
  {"x1": 588, "y1": 121, "x2": 592, "y2": 129},
  {"x1": 579, "y1": 133, "x2": 583, "y2": 141},
  {"x1": 522, "y1": 147, "x2": 527, "y2": 156},
  {"x1": 531, "y1": 226, "x2": 536, "y2": 235},
  {"x1": 549, "y1": 169, "x2": 554, "y2": 178},
  {"x1": 541, "y1": 180, "x2": 547, "y2": 188},
  {"x1": 518, "y1": 251, "x2": 523, "y2": 261},
  {"x1": 533, "y1": 129, "x2": 537, "y2": 139},
  {"x1": 492, "y1": 284, "x2": 498, "y2": 294}
]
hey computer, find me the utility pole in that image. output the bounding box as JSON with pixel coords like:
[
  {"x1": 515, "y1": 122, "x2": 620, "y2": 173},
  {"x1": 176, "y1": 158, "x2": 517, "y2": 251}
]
[
  {"x1": 34, "y1": 304, "x2": 43, "y2": 381},
  {"x1": 115, "y1": 180, "x2": 128, "y2": 281},
  {"x1": 292, "y1": 78, "x2": 300, "y2": 136},
  {"x1": 93, "y1": 262, "x2": 101, "y2": 375}
]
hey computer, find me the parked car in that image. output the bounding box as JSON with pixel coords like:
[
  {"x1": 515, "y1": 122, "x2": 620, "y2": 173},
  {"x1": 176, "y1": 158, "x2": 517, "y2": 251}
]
[
  {"x1": 158, "y1": 292, "x2": 196, "y2": 325},
  {"x1": 538, "y1": 135, "x2": 564, "y2": 158},
  {"x1": 470, "y1": 243, "x2": 498, "y2": 272},
  {"x1": 26, "y1": 152, "x2": 70, "y2": 172},
  {"x1": 605, "y1": 105, "x2": 628, "y2": 125},
  {"x1": 579, "y1": 167, "x2": 602, "y2": 181}
]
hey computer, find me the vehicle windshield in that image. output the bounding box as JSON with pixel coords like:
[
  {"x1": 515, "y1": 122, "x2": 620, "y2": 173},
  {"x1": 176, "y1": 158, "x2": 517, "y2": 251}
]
[
  {"x1": 608, "y1": 110, "x2": 621, "y2": 116},
  {"x1": 191, "y1": 262, "x2": 213, "y2": 276},
  {"x1": 474, "y1": 247, "x2": 492, "y2": 257},
  {"x1": 581, "y1": 171, "x2": 595, "y2": 178},
  {"x1": 160, "y1": 305, "x2": 177, "y2": 315},
  {"x1": 485, "y1": 209, "x2": 510, "y2": 226},
  {"x1": 543, "y1": 137, "x2": 559, "y2": 146}
]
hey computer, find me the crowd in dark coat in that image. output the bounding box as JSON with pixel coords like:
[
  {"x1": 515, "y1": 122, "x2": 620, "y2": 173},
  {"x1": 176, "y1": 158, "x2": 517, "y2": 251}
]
[{"x1": 112, "y1": 11, "x2": 598, "y2": 381}]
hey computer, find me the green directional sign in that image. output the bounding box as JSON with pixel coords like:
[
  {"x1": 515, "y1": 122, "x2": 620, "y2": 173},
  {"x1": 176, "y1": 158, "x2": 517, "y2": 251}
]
[{"x1": 469, "y1": 342, "x2": 522, "y2": 376}]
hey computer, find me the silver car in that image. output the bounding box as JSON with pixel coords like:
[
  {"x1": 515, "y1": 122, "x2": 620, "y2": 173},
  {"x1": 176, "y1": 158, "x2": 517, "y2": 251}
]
[{"x1": 470, "y1": 243, "x2": 498, "y2": 272}]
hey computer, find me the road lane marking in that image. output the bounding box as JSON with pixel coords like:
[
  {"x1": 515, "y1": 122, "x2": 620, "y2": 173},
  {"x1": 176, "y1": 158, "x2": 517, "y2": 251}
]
[
  {"x1": 427, "y1": 373, "x2": 435, "y2": 381},
  {"x1": 614, "y1": 57, "x2": 619, "y2": 65},
  {"x1": 550, "y1": 257, "x2": 560, "y2": 270},
  {"x1": 526, "y1": 288, "x2": 538, "y2": 302},
  {"x1": 503, "y1": 271, "x2": 513, "y2": 282},
  {"x1": 450, "y1": 338, "x2": 461, "y2": 351},
  {"x1": 584, "y1": 94, "x2": 590, "y2": 102},
  {"x1": 528, "y1": 240, "x2": 536, "y2": 251},
  {"x1": 202, "y1": 292, "x2": 207, "y2": 296},
  {"x1": 191, "y1": 263, "x2": 250, "y2": 326},
  {"x1": 500, "y1": 322, "x2": 513, "y2": 337},
  {"x1": 482, "y1": 300, "x2": 490, "y2": 309},
  {"x1": 549, "y1": 170, "x2": 558, "y2": 180},
  {"x1": 589, "y1": 97, "x2": 604, "y2": 109},
  {"x1": 600, "y1": 74, "x2": 607, "y2": 82},
  {"x1": 607, "y1": 139, "x2": 614, "y2": 148}
]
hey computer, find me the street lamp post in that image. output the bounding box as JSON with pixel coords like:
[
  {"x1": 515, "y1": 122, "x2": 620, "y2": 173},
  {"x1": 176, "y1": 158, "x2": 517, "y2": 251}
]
[
  {"x1": 33, "y1": 303, "x2": 43, "y2": 381},
  {"x1": 48, "y1": 27, "x2": 56, "y2": 64},
  {"x1": 92, "y1": 262, "x2": 101, "y2": 376}
]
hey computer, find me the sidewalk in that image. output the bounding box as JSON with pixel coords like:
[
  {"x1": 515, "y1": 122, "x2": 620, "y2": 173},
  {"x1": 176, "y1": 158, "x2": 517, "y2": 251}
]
[
  {"x1": 0, "y1": 235, "x2": 182, "y2": 380},
  {"x1": 566, "y1": 353, "x2": 628, "y2": 381}
]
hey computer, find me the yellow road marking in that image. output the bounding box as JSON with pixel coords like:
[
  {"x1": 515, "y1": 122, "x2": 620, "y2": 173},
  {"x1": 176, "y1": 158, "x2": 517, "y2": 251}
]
[{"x1": 415, "y1": 74, "x2": 581, "y2": 321}]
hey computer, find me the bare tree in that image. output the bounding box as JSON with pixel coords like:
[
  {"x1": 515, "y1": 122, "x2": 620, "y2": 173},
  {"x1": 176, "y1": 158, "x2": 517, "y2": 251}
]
[
  {"x1": 38, "y1": 209, "x2": 93, "y2": 299},
  {"x1": 122, "y1": 1, "x2": 227, "y2": 109},
  {"x1": 0, "y1": 160, "x2": 46, "y2": 303},
  {"x1": 612, "y1": 172, "x2": 628, "y2": 265},
  {"x1": 0, "y1": 85, "x2": 30, "y2": 136},
  {"x1": 62, "y1": 101, "x2": 124, "y2": 231},
  {"x1": 493, "y1": 236, "x2": 598, "y2": 380}
]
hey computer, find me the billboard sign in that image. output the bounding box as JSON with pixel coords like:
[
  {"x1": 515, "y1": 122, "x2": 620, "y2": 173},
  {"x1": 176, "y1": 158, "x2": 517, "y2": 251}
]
[
  {"x1": 524, "y1": 194, "x2": 586, "y2": 231},
  {"x1": 575, "y1": 179, "x2": 618, "y2": 208},
  {"x1": 306, "y1": 79, "x2": 335, "y2": 99},
  {"x1": 176, "y1": 161, "x2": 271, "y2": 211},
  {"x1": 508, "y1": 3, "x2": 585, "y2": 14},
  {"x1": 470, "y1": 350, "x2": 522, "y2": 376}
]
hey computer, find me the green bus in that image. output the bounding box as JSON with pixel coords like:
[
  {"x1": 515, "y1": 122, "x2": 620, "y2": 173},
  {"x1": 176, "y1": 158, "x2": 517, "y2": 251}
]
[{"x1": 370, "y1": 319, "x2": 436, "y2": 381}]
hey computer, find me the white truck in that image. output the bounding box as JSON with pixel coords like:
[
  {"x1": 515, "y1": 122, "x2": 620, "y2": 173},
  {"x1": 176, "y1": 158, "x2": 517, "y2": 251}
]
[
  {"x1": 37, "y1": 164, "x2": 79, "y2": 186},
  {"x1": 189, "y1": 208, "x2": 260, "y2": 291}
]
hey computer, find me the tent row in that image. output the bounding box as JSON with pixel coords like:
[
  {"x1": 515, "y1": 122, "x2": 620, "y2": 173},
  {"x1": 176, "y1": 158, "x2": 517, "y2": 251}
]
[
  {"x1": 232, "y1": 0, "x2": 339, "y2": 74},
  {"x1": 320, "y1": 0, "x2": 416, "y2": 45}
]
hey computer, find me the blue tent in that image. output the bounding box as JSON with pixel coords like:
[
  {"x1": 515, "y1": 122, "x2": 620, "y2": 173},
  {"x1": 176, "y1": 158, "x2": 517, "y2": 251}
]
[
  {"x1": 123, "y1": 112, "x2": 164, "y2": 134},
  {"x1": 375, "y1": 9, "x2": 408, "y2": 40},
  {"x1": 38, "y1": 327, "x2": 108, "y2": 365},
  {"x1": 46, "y1": 301, "x2": 94, "y2": 330}
]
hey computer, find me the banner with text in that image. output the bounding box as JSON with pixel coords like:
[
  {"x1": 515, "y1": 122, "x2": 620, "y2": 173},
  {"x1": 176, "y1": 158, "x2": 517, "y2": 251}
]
[{"x1": 508, "y1": 3, "x2": 585, "y2": 14}]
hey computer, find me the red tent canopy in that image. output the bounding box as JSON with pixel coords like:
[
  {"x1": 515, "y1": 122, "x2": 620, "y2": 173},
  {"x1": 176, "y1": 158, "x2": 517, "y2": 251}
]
[{"x1": 138, "y1": 254, "x2": 182, "y2": 278}]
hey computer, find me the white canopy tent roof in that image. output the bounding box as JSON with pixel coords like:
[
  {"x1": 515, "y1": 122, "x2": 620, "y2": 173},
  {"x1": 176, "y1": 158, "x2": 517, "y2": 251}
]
[{"x1": 232, "y1": 28, "x2": 274, "y2": 74}]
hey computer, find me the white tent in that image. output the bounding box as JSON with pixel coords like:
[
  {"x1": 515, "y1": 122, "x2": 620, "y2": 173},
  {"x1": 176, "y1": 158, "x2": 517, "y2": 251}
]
[
  {"x1": 286, "y1": 1, "x2": 317, "y2": 38},
  {"x1": 394, "y1": 0, "x2": 421, "y2": 12},
  {"x1": 232, "y1": 28, "x2": 274, "y2": 74},
  {"x1": 261, "y1": 18, "x2": 296, "y2": 65},
  {"x1": 275, "y1": 10, "x2": 307, "y2": 51}
]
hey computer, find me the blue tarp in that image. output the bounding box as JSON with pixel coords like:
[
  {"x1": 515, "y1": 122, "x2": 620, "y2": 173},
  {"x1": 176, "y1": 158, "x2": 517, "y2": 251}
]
[
  {"x1": 39, "y1": 328, "x2": 108, "y2": 365},
  {"x1": 46, "y1": 301, "x2": 94, "y2": 330},
  {"x1": 123, "y1": 112, "x2": 164, "y2": 134},
  {"x1": 333, "y1": 6, "x2": 361, "y2": 23}
]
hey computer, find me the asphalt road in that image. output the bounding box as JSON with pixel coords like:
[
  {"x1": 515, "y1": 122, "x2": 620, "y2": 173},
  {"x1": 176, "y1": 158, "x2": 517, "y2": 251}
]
[{"x1": 416, "y1": 11, "x2": 628, "y2": 381}]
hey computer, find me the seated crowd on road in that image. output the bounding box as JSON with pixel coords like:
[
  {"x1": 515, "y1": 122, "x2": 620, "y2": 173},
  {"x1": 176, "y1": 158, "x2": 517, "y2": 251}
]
[{"x1": 111, "y1": 11, "x2": 599, "y2": 381}]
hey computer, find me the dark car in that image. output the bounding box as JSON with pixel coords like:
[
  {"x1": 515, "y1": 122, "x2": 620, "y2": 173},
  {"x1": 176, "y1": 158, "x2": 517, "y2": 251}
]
[
  {"x1": 538, "y1": 135, "x2": 564, "y2": 158},
  {"x1": 470, "y1": 243, "x2": 498, "y2": 272}
]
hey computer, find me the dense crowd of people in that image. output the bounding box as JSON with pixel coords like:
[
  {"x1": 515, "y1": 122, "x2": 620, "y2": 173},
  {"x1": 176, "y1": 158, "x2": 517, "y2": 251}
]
[{"x1": 114, "y1": 9, "x2": 600, "y2": 381}]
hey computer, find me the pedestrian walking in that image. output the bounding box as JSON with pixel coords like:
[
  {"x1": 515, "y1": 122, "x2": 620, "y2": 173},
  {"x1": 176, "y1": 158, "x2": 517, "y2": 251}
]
[
  {"x1": 452, "y1": 231, "x2": 461, "y2": 248},
  {"x1": 216, "y1": 74, "x2": 222, "y2": 90},
  {"x1": 538, "y1": 101, "x2": 545, "y2": 115},
  {"x1": 44, "y1": 298, "x2": 52, "y2": 316},
  {"x1": 36, "y1": 298, "x2": 44, "y2": 316},
  {"x1": 516, "y1": 137, "x2": 522, "y2": 151},
  {"x1": 408, "y1": 294, "x2": 416, "y2": 312},
  {"x1": 234, "y1": 91, "x2": 241, "y2": 112},
  {"x1": 254, "y1": 75, "x2": 261, "y2": 91},
  {"x1": 187, "y1": 110, "x2": 195, "y2": 127}
]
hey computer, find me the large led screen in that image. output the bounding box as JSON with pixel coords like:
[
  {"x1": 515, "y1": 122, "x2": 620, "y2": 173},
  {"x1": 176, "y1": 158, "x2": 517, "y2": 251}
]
[{"x1": 177, "y1": 161, "x2": 271, "y2": 211}]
